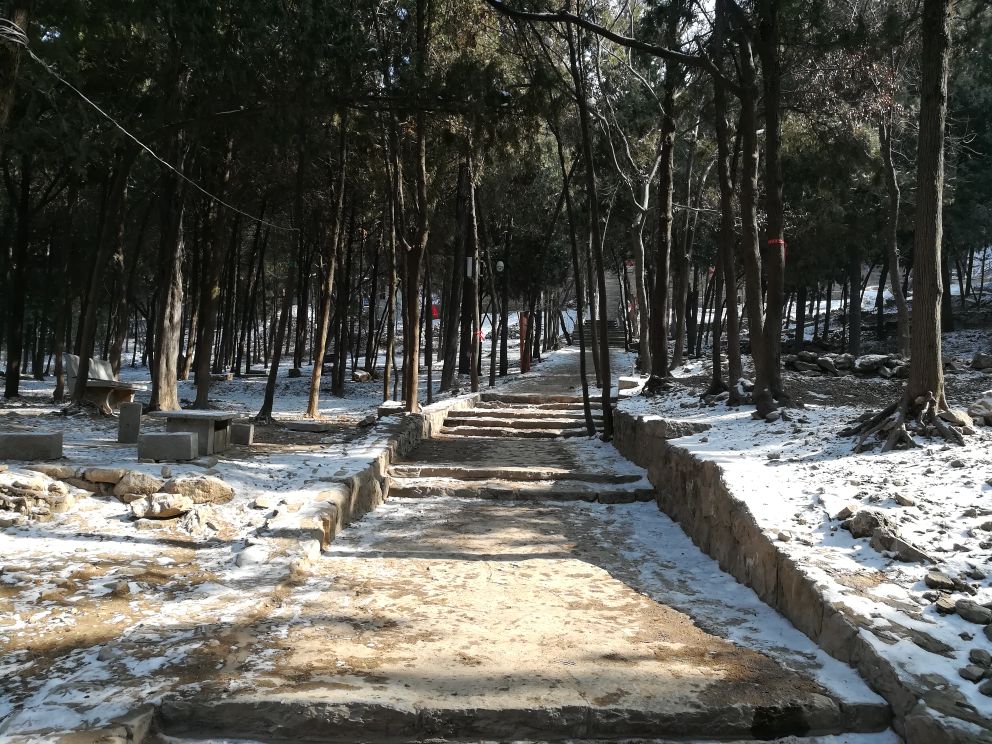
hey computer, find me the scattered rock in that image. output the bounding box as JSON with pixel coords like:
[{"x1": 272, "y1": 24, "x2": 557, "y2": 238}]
[
  {"x1": 894, "y1": 493, "x2": 916, "y2": 507},
  {"x1": 764, "y1": 410, "x2": 782, "y2": 423},
  {"x1": 129, "y1": 493, "x2": 194, "y2": 520},
  {"x1": 24, "y1": 464, "x2": 77, "y2": 480},
  {"x1": 236, "y1": 544, "x2": 269, "y2": 567},
  {"x1": 110, "y1": 580, "x2": 131, "y2": 597},
  {"x1": 777, "y1": 530, "x2": 792, "y2": 542},
  {"x1": 980, "y1": 680, "x2": 992, "y2": 697},
  {"x1": 113, "y1": 472, "x2": 164, "y2": 501},
  {"x1": 253, "y1": 494, "x2": 280, "y2": 510},
  {"x1": 935, "y1": 596, "x2": 957, "y2": 614},
  {"x1": 161, "y1": 475, "x2": 234, "y2": 505},
  {"x1": 358, "y1": 414, "x2": 377, "y2": 427},
  {"x1": 352, "y1": 370, "x2": 372, "y2": 382},
  {"x1": 843, "y1": 509, "x2": 894, "y2": 539},
  {"x1": 968, "y1": 391, "x2": 992, "y2": 421},
  {"x1": 925, "y1": 570, "x2": 956, "y2": 591},
  {"x1": 161, "y1": 465, "x2": 173, "y2": 479},
  {"x1": 939, "y1": 409, "x2": 973, "y2": 428},
  {"x1": 972, "y1": 353, "x2": 992, "y2": 371},
  {"x1": 84, "y1": 468, "x2": 127, "y2": 485},
  {"x1": 835, "y1": 505, "x2": 858, "y2": 520},
  {"x1": 854, "y1": 354, "x2": 890, "y2": 373},
  {"x1": 177, "y1": 505, "x2": 227, "y2": 535},
  {"x1": 287, "y1": 367, "x2": 303, "y2": 378},
  {"x1": 960, "y1": 665, "x2": 986, "y2": 683},
  {"x1": 956, "y1": 599, "x2": 992, "y2": 625},
  {"x1": 766, "y1": 452, "x2": 781, "y2": 461},
  {"x1": 192, "y1": 456, "x2": 219, "y2": 469},
  {"x1": 950, "y1": 459, "x2": 966, "y2": 469},
  {"x1": 969, "y1": 648, "x2": 992, "y2": 668},
  {"x1": 816, "y1": 357, "x2": 838, "y2": 375}
]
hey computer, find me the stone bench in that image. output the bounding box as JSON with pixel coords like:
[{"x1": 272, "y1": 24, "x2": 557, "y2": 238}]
[
  {"x1": 65, "y1": 354, "x2": 147, "y2": 414},
  {"x1": 0, "y1": 432, "x2": 63, "y2": 461},
  {"x1": 137, "y1": 432, "x2": 198, "y2": 462}
]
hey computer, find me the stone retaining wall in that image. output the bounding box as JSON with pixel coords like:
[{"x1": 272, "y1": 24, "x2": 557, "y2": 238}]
[{"x1": 612, "y1": 409, "x2": 990, "y2": 744}]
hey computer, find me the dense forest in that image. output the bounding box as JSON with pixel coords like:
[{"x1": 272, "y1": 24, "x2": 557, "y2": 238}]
[{"x1": 0, "y1": 0, "x2": 990, "y2": 442}]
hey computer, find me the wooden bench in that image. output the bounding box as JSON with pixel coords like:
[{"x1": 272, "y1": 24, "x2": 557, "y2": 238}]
[
  {"x1": 64, "y1": 354, "x2": 147, "y2": 415},
  {"x1": 146, "y1": 410, "x2": 236, "y2": 456}
]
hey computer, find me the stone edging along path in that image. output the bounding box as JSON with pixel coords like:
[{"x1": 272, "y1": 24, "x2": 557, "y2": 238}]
[
  {"x1": 611, "y1": 408, "x2": 990, "y2": 744},
  {"x1": 262, "y1": 393, "x2": 481, "y2": 564}
]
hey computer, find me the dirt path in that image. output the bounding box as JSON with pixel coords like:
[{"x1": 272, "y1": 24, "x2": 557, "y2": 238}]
[{"x1": 155, "y1": 350, "x2": 893, "y2": 743}]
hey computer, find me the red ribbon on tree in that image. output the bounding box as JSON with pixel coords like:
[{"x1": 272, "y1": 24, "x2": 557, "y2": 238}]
[{"x1": 767, "y1": 238, "x2": 786, "y2": 245}]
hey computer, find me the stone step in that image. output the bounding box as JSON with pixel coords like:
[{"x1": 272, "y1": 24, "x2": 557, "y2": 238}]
[
  {"x1": 159, "y1": 692, "x2": 876, "y2": 743},
  {"x1": 441, "y1": 416, "x2": 594, "y2": 430},
  {"x1": 388, "y1": 464, "x2": 643, "y2": 484},
  {"x1": 439, "y1": 425, "x2": 589, "y2": 439},
  {"x1": 448, "y1": 408, "x2": 603, "y2": 421},
  {"x1": 481, "y1": 393, "x2": 617, "y2": 406},
  {"x1": 386, "y1": 475, "x2": 655, "y2": 503},
  {"x1": 477, "y1": 400, "x2": 606, "y2": 412}
]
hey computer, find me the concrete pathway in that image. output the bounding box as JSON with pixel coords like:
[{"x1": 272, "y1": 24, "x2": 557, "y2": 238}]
[{"x1": 156, "y1": 348, "x2": 894, "y2": 743}]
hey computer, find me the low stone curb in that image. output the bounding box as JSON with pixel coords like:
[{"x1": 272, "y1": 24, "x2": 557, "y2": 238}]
[
  {"x1": 612, "y1": 409, "x2": 991, "y2": 744},
  {"x1": 259, "y1": 393, "x2": 481, "y2": 564}
]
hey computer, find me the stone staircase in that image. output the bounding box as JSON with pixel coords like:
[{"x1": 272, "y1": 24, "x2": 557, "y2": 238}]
[
  {"x1": 583, "y1": 318, "x2": 627, "y2": 348},
  {"x1": 386, "y1": 393, "x2": 653, "y2": 503}
]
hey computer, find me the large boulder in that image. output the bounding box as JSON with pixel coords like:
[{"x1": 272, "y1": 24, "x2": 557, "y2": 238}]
[
  {"x1": 854, "y1": 354, "x2": 891, "y2": 373},
  {"x1": 161, "y1": 474, "x2": 234, "y2": 505},
  {"x1": 968, "y1": 391, "x2": 992, "y2": 423},
  {"x1": 113, "y1": 471, "x2": 164, "y2": 501},
  {"x1": 972, "y1": 352, "x2": 992, "y2": 371},
  {"x1": 84, "y1": 467, "x2": 128, "y2": 485},
  {"x1": 843, "y1": 508, "x2": 933, "y2": 563},
  {"x1": 129, "y1": 492, "x2": 194, "y2": 520}
]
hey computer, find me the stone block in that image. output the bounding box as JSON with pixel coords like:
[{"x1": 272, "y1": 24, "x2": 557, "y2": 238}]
[
  {"x1": 618, "y1": 376, "x2": 641, "y2": 391},
  {"x1": 137, "y1": 432, "x2": 198, "y2": 462},
  {"x1": 377, "y1": 400, "x2": 405, "y2": 418},
  {"x1": 0, "y1": 432, "x2": 63, "y2": 461},
  {"x1": 231, "y1": 422, "x2": 254, "y2": 446},
  {"x1": 118, "y1": 402, "x2": 143, "y2": 444}
]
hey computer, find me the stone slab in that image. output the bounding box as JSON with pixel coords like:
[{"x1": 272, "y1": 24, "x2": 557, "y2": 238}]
[
  {"x1": 284, "y1": 421, "x2": 336, "y2": 433},
  {"x1": 118, "y1": 401, "x2": 142, "y2": 444},
  {"x1": 231, "y1": 422, "x2": 254, "y2": 446},
  {"x1": 377, "y1": 400, "x2": 405, "y2": 417},
  {"x1": 0, "y1": 432, "x2": 63, "y2": 461},
  {"x1": 137, "y1": 432, "x2": 198, "y2": 462}
]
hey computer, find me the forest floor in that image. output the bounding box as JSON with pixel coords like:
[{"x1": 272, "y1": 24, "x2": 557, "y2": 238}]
[
  {"x1": 619, "y1": 324, "x2": 992, "y2": 736},
  {"x1": 0, "y1": 344, "x2": 898, "y2": 743}
]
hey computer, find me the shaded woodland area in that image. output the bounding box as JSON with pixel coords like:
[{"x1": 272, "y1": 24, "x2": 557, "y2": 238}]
[{"x1": 0, "y1": 0, "x2": 990, "y2": 442}]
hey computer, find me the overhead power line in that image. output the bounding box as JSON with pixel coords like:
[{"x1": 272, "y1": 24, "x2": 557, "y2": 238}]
[{"x1": 0, "y1": 18, "x2": 298, "y2": 233}]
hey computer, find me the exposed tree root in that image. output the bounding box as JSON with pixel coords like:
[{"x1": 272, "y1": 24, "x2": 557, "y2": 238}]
[
  {"x1": 841, "y1": 392, "x2": 970, "y2": 452},
  {"x1": 642, "y1": 374, "x2": 674, "y2": 396}
]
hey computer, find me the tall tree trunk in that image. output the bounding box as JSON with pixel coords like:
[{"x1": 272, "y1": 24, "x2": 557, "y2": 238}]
[
  {"x1": 648, "y1": 16, "x2": 678, "y2": 385},
  {"x1": 712, "y1": 28, "x2": 743, "y2": 400},
  {"x1": 567, "y1": 21, "x2": 612, "y2": 437},
  {"x1": 879, "y1": 114, "x2": 911, "y2": 357},
  {"x1": 193, "y1": 141, "x2": 234, "y2": 408},
  {"x1": 0, "y1": 2, "x2": 30, "y2": 141},
  {"x1": 149, "y1": 148, "x2": 187, "y2": 412},
  {"x1": 3, "y1": 151, "x2": 30, "y2": 398},
  {"x1": 308, "y1": 123, "x2": 348, "y2": 415},
  {"x1": 736, "y1": 35, "x2": 769, "y2": 403},
  {"x1": 671, "y1": 124, "x2": 697, "y2": 368},
  {"x1": 847, "y1": 253, "x2": 863, "y2": 356},
  {"x1": 440, "y1": 162, "x2": 467, "y2": 391},
  {"x1": 756, "y1": 0, "x2": 787, "y2": 408}
]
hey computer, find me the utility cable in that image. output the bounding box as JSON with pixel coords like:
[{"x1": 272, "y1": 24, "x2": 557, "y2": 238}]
[{"x1": 0, "y1": 18, "x2": 298, "y2": 233}]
